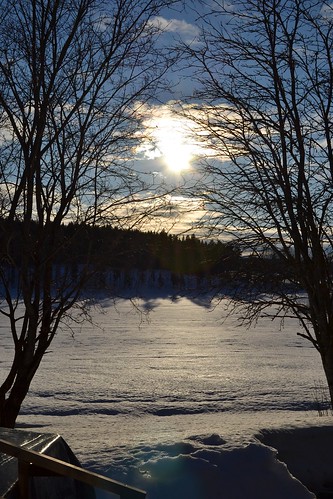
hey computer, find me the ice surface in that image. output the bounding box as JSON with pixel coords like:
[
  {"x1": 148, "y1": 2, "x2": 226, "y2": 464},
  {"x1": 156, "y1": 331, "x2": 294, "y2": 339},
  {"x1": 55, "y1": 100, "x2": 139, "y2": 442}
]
[{"x1": 1, "y1": 297, "x2": 332, "y2": 498}]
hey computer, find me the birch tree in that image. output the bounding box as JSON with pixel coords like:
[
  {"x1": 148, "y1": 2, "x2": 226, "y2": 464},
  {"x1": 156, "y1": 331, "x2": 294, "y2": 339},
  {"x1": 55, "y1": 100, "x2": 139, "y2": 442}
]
[
  {"x1": 182, "y1": 0, "x2": 333, "y2": 405},
  {"x1": 0, "y1": 0, "x2": 178, "y2": 427}
]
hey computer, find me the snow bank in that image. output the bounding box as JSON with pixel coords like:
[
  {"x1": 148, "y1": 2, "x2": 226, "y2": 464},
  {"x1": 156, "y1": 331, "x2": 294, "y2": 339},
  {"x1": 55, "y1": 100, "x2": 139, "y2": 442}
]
[
  {"x1": 97, "y1": 432, "x2": 317, "y2": 499},
  {"x1": 258, "y1": 425, "x2": 333, "y2": 497},
  {"x1": 140, "y1": 442, "x2": 314, "y2": 499}
]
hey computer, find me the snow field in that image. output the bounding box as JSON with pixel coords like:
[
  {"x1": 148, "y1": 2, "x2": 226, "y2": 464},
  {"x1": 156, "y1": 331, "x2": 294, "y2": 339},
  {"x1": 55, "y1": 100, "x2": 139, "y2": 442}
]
[{"x1": 1, "y1": 297, "x2": 331, "y2": 498}]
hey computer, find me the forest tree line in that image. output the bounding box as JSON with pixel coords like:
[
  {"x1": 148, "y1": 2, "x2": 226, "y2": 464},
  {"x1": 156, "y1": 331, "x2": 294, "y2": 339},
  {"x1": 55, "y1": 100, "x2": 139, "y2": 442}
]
[
  {"x1": 0, "y1": 218, "x2": 296, "y2": 292},
  {"x1": 0, "y1": 218, "x2": 240, "y2": 276}
]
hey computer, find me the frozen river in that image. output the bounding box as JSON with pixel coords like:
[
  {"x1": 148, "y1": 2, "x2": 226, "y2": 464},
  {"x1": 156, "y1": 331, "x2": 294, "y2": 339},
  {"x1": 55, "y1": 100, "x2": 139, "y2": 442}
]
[{"x1": 1, "y1": 296, "x2": 331, "y2": 498}]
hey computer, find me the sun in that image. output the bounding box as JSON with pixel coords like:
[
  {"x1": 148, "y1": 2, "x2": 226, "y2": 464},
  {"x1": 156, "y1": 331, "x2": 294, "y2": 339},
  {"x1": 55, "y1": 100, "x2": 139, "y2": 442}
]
[
  {"x1": 151, "y1": 116, "x2": 195, "y2": 173},
  {"x1": 140, "y1": 109, "x2": 207, "y2": 174}
]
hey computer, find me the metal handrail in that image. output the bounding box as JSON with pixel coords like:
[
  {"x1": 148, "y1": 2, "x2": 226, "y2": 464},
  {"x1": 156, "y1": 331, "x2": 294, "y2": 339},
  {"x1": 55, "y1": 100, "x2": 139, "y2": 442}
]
[{"x1": 0, "y1": 438, "x2": 146, "y2": 499}]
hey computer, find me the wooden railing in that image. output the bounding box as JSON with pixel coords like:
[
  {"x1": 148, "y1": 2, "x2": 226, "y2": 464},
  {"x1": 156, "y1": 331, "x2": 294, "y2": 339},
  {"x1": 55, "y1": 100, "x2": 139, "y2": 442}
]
[{"x1": 0, "y1": 439, "x2": 146, "y2": 499}]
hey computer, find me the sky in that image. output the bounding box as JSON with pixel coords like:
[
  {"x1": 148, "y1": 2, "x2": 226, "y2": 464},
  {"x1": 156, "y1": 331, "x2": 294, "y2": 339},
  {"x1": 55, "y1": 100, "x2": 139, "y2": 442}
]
[
  {"x1": 3, "y1": 0, "x2": 332, "y2": 237},
  {"x1": 138, "y1": 5, "x2": 202, "y2": 166},
  {"x1": 126, "y1": 1, "x2": 255, "y2": 235},
  {"x1": 130, "y1": 0, "x2": 333, "y2": 236},
  {"x1": 129, "y1": 2, "x2": 209, "y2": 234}
]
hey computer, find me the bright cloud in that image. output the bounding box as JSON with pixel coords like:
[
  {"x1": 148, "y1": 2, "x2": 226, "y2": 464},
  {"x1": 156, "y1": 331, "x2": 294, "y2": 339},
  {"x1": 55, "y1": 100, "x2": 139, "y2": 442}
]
[{"x1": 150, "y1": 16, "x2": 200, "y2": 40}]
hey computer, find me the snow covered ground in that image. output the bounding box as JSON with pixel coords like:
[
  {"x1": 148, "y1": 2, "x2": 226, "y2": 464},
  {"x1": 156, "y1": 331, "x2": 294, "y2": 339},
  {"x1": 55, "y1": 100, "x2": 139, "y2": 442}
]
[{"x1": 1, "y1": 296, "x2": 333, "y2": 498}]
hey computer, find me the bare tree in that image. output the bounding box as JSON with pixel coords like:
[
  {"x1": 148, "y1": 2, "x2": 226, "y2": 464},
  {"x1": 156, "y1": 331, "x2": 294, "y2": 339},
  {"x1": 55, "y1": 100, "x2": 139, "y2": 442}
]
[
  {"x1": 0, "y1": 0, "x2": 179, "y2": 428},
  {"x1": 181, "y1": 0, "x2": 333, "y2": 404}
]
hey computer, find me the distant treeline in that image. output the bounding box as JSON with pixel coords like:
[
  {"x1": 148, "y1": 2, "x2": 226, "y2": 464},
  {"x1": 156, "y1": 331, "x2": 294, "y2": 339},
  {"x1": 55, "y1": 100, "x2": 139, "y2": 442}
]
[
  {"x1": 0, "y1": 218, "x2": 298, "y2": 296},
  {"x1": 52, "y1": 223, "x2": 242, "y2": 275},
  {"x1": 0, "y1": 219, "x2": 241, "y2": 275}
]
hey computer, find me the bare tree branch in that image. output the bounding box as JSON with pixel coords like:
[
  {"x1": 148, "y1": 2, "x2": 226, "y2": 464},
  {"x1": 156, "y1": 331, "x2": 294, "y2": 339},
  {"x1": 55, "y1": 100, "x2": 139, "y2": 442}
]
[{"x1": 181, "y1": 0, "x2": 333, "y2": 404}]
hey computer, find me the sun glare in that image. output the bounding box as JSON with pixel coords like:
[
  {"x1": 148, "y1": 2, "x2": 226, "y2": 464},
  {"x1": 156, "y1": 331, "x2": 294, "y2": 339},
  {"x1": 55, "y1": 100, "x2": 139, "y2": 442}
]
[
  {"x1": 150, "y1": 116, "x2": 196, "y2": 173},
  {"x1": 139, "y1": 104, "x2": 224, "y2": 175}
]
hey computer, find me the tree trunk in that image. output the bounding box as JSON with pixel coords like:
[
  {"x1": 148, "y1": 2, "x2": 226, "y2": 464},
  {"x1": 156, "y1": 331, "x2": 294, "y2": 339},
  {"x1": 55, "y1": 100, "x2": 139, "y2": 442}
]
[
  {"x1": 0, "y1": 394, "x2": 28, "y2": 429},
  {"x1": 321, "y1": 349, "x2": 333, "y2": 410},
  {"x1": 0, "y1": 364, "x2": 39, "y2": 428},
  {"x1": 0, "y1": 398, "x2": 23, "y2": 428}
]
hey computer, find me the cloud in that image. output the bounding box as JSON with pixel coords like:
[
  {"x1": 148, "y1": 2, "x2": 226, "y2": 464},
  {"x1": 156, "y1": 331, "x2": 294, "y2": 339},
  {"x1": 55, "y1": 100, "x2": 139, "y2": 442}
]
[
  {"x1": 137, "y1": 194, "x2": 207, "y2": 234},
  {"x1": 93, "y1": 189, "x2": 206, "y2": 235},
  {"x1": 150, "y1": 16, "x2": 200, "y2": 41}
]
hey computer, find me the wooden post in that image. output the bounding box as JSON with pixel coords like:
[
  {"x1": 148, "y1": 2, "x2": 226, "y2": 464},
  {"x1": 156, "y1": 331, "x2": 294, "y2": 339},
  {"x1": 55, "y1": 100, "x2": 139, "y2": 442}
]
[{"x1": 17, "y1": 461, "x2": 31, "y2": 499}]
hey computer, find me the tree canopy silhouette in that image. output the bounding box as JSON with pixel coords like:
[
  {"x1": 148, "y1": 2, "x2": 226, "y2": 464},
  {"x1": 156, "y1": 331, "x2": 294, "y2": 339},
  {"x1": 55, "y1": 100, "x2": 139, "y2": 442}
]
[
  {"x1": 182, "y1": 0, "x2": 333, "y2": 404},
  {"x1": 0, "y1": 0, "x2": 179, "y2": 427}
]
